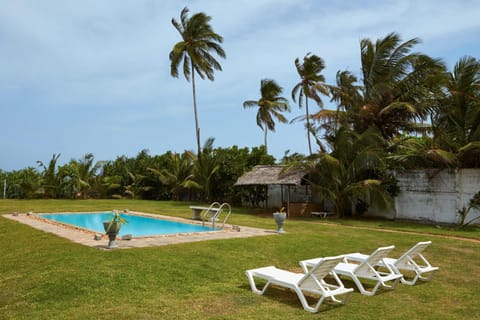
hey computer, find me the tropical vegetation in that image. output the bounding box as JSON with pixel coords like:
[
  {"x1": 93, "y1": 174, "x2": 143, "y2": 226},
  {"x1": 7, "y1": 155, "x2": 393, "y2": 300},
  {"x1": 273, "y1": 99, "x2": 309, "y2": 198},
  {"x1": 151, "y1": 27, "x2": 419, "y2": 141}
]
[
  {"x1": 1, "y1": 143, "x2": 274, "y2": 205},
  {"x1": 2, "y1": 28, "x2": 480, "y2": 224}
]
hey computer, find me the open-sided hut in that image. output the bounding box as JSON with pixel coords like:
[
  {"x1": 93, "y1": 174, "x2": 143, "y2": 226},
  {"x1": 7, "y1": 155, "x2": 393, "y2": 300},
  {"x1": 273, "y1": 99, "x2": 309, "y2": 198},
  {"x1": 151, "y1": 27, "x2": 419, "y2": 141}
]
[{"x1": 235, "y1": 165, "x2": 317, "y2": 216}]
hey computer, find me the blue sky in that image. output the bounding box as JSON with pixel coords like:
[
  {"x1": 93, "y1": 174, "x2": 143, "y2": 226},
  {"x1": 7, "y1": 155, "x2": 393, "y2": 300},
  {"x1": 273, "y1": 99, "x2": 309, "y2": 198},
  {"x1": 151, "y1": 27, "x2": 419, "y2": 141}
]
[{"x1": 1, "y1": 0, "x2": 479, "y2": 171}]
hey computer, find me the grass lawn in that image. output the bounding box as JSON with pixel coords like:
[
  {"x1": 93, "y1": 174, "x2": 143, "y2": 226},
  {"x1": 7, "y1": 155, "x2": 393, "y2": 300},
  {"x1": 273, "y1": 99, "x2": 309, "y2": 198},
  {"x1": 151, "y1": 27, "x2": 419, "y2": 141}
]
[{"x1": 1, "y1": 199, "x2": 479, "y2": 319}]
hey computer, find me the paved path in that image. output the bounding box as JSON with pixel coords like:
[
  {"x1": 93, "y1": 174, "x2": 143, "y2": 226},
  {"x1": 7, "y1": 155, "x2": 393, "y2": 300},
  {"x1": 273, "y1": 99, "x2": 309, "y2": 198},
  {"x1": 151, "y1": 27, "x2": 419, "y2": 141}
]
[{"x1": 3, "y1": 212, "x2": 276, "y2": 249}]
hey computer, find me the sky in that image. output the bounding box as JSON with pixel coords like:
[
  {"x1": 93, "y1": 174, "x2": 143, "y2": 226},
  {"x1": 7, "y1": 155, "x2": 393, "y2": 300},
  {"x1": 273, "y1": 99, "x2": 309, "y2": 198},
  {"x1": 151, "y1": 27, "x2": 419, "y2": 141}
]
[{"x1": 1, "y1": 0, "x2": 479, "y2": 171}]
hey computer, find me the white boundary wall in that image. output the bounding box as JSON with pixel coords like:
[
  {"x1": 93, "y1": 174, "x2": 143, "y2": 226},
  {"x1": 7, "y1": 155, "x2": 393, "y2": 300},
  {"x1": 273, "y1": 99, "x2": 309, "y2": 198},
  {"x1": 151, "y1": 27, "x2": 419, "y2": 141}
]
[
  {"x1": 256, "y1": 169, "x2": 480, "y2": 224},
  {"x1": 370, "y1": 169, "x2": 480, "y2": 224}
]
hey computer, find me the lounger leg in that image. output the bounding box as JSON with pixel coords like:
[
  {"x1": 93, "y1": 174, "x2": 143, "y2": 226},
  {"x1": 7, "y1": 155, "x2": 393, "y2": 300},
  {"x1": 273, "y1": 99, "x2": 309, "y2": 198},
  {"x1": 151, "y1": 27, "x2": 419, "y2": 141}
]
[
  {"x1": 293, "y1": 287, "x2": 326, "y2": 313},
  {"x1": 418, "y1": 272, "x2": 435, "y2": 282},
  {"x1": 345, "y1": 275, "x2": 376, "y2": 296},
  {"x1": 401, "y1": 274, "x2": 419, "y2": 286},
  {"x1": 245, "y1": 271, "x2": 271, "y2": 295}
]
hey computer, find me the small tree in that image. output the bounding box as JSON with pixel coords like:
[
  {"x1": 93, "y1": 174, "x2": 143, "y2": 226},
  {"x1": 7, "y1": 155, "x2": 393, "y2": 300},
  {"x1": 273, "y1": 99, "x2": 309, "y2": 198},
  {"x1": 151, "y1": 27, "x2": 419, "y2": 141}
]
[{"x1": 457, "y1": 191, "x2": 480, "y2": 228}]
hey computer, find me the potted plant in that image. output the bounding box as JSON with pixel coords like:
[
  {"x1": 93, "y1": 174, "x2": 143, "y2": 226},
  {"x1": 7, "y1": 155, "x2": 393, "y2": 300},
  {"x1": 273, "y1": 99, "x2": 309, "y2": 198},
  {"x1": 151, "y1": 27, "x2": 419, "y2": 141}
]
[
  {"x1": 103, "y1": 210, "x2": 128, "y2": 248},
  {"x1": 273, "y1": 207, "x2": 287, "y2": 233}
]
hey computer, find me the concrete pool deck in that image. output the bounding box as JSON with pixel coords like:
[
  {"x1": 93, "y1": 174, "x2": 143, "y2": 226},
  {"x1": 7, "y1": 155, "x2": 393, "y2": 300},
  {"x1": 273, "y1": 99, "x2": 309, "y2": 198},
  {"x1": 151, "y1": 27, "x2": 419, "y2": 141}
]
[{"x1": 3, "y1": 212, "x2": 276, "y2": 249}]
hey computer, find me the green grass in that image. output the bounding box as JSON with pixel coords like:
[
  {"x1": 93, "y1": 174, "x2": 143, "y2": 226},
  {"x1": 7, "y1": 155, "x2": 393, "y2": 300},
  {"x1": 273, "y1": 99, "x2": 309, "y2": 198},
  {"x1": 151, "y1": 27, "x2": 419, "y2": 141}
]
[{"x1": 1, "y1": 199, "x2": 479, "y2": 319}]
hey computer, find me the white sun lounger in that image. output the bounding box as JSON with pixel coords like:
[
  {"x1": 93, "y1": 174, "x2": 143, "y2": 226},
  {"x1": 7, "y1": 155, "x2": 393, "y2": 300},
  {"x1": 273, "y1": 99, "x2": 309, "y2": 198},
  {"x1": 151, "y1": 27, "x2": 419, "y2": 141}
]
[
  {"x1": 300, "y1": 246, "x2": 402, "y2": 296},
  {"x1": 246, "y1": 255, "x2": 353, "y2": 313},
  {"x1": 343, "y1": 241, "x2": 439, "y2": 285}
]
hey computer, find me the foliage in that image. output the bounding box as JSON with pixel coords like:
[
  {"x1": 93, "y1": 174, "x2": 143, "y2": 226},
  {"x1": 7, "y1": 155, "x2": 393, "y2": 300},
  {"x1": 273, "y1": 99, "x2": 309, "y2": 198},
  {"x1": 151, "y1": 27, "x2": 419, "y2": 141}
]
[
  {"x1": 184, "y1": 138, "x2": 220, "y2": 202},
  {"x1": 210, "y1": 145, "x2": 274, "y2": 204},
  {"x1": 456, "y1": 191, "x2": 480, "y2": 228},
  {"x1": 148, "y1": 151, "x2": 194, "y2": 201},
  {"x1": 298, "y1": 127, "x2": 395, "y2": 217},
  {"x1": 388, "y1": 135, "x2": 456, "y2": 169},
  {"x1": 104, "y1": 209, "x2": 128, "y2": 233},
  {"x1": 6, "y1": 167, "x2": 42, "y2": 199},
  {"x1": 432, "y1": 56, "x2": 480, "y2": 167},
  {"x1": 314, "y1": 32, "x2": 446, "y2": 141},
  {"x1": 37, "y1": 153, "x2": 61, "y2": 198},
  {"x1": 243, "y1": 79, "x2": 290, "y2": 152}
]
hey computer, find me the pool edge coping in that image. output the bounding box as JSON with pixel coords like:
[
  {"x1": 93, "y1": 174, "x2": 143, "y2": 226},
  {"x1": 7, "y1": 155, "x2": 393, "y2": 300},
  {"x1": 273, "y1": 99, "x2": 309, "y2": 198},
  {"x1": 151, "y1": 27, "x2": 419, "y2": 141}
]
[{"x1": 2, "y1": 211, "x2": 277, "y2": 249}]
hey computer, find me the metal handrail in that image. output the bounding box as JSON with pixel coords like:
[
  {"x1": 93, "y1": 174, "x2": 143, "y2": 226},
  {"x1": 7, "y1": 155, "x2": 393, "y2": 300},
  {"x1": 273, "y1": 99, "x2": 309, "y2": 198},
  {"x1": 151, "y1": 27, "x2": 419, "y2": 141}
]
[{"x1": 201, "y1": 202, "x2": 231, "y2": 229}]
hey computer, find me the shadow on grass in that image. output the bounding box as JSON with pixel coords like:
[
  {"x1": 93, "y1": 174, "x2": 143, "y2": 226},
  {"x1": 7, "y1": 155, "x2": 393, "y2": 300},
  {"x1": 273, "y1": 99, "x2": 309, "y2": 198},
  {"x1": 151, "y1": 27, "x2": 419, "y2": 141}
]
[{"x1": 238, "y1": 283, "x2": 350, "y2": 313}]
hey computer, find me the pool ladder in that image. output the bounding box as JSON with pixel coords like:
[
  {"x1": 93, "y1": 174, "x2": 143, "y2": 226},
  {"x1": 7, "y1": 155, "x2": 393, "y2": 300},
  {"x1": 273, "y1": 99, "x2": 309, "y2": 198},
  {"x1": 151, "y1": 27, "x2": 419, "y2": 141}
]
[{"x1": 201, "y1": 202, "x2": 232, "y2": 229}]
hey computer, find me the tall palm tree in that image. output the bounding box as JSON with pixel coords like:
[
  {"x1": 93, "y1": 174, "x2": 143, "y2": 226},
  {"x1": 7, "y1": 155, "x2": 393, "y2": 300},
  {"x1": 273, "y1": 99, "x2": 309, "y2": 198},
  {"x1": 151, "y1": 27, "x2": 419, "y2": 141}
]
[
  {"x1": 357, "y1": 33, "x2": 446, "y2": 138},
  {"x1": 169, "y1": 6, "x2": 226, "y2": 155},
  {"x1": 314, "y1": 32, "x2": 446, "y2": 141},
  {"x1": 390, "y1": 56, "x2": 480, "y2": 170},
  {"x1": 243, "y1": 79, "x2": 290, "y2": 153},
  {"x1": 291, "y1": 53, "x2": 329, "y2": 155}
]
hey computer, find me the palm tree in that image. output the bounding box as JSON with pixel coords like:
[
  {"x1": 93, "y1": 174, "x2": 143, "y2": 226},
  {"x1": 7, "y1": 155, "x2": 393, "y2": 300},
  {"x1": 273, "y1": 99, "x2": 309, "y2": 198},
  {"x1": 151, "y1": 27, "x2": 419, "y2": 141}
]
[
  {"x1": 314, "y1": 32, "x2": 446, "y2": 141},
  {"x1": 148, "y1": 151, "x2": 194, "y2": 200},
  {"x1": 391, "y1": 56, "x2": 480, "y2": 169},
  {"x1": 243, "y1": 79, "x2": 290, "y2": 153},
  {"x1": 185, "y1": 138, "x2": 220, "y2": 202},
  {"x1": 69, "y1": 153, "x2": 102, "y2": 199},
  {"x1": 298, "y1": 127, "x2": 395, "y2": 217},
  {"x1": 291, "y1": 53, "x2": 329, "y2": 155},
  {"x1": 12, "y1": 167, "x2": 41, "y2": 199},
  {"x1": 433, "y1": 56, "x2": 480, "y2": 167},
  {"x1": 169, "y1": 6, "x2": 226, "y2": 155},
  {"x1": 37, "y1": 153, "x2": 61, "y2": 198}
]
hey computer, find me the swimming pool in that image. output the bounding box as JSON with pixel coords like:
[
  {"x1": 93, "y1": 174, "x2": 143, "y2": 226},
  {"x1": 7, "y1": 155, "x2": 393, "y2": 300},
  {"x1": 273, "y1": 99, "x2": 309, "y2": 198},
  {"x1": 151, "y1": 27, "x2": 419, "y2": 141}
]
[{"x1": 38, "y1": 212, "x2": 218, "y2": 237}]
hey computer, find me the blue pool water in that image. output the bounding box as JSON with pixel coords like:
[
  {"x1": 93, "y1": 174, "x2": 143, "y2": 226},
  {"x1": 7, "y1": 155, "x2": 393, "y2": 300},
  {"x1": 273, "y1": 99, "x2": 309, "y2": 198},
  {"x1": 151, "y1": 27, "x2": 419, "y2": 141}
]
[{"x1": 38, "y1": 212, "x2": 217, "y2": 237}]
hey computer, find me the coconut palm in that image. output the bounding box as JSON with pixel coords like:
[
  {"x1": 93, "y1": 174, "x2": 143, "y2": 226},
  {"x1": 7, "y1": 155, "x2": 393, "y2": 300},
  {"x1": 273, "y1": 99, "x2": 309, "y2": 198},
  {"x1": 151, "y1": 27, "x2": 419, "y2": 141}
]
[
  {"x1": 169, "y1": 6, "x2": 226, "y2": 155},
  {"x1": 356, "y1": 33, "x2": 446, "y2": 138},
  {"x1": 243, "y1": 79, "x2": 290, "y2": 153},
  {"x1": 314, "y1": 32, "x2": 446, "y2": 141},
  {"x1": 391, "y1": 56, "x2": 480, "y2": 169},
  {"x1": 69, "y1": 153, "x2": 103, "y2": 199},
  {"x1": 37, "y1": 153, "x2": 61, "y2": 198},
  {"x1": 12, "y1": 167, "x2": 41, "y2": 199},
  {"x1": 185, "y1": 138, "x2": 220, "y2": 202},
  {"x1": 148, "y1": 151, "x2": 194, "y2": 200},
  {"x1": 299, "y1": 127, "x2": 395, "y2": 217},
  {"x1": 432, "y1": 56, "x2": 480, "y2": 166},
  {"x1": 291, "y1": 53, "x2": 329, "y2": 155}
]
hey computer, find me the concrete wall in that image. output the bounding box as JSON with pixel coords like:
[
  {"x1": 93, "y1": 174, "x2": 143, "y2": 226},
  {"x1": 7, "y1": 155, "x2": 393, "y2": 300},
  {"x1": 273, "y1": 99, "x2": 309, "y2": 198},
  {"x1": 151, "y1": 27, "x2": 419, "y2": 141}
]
[
  {"x1": 258, "y1": 169, "x2": 480, "y2": 224},
  {"x1": 369, "y1": 169, "x2": 480, "y2": 224}
]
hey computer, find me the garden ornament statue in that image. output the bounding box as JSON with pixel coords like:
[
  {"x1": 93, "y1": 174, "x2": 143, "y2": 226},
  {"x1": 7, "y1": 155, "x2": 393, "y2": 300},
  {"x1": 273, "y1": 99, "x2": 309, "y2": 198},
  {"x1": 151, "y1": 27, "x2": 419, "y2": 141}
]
[{"x1": 103, "y1": 210, "x2": 128, "y2": 248}]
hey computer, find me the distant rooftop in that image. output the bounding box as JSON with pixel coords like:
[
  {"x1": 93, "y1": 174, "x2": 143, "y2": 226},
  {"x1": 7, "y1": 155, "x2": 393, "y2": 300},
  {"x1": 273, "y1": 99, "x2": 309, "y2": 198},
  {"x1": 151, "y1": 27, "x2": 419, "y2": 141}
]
[{"x1": 234, "y1": 165, "x2": 307, "y2": 186}]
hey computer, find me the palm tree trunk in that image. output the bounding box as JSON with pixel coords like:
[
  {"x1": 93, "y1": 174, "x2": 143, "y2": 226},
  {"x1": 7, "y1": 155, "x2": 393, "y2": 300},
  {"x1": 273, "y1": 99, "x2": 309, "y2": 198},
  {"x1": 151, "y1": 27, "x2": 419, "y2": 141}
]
[
  {"x1": 306, "y1": 97, "x2": 312, "y2": 155},
  {"x1": 191, "y1": 61, "x2": 202, "y2": 155},
  {"x1": 264, "y1": 127, "x2": 268, "y2": 154}
]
